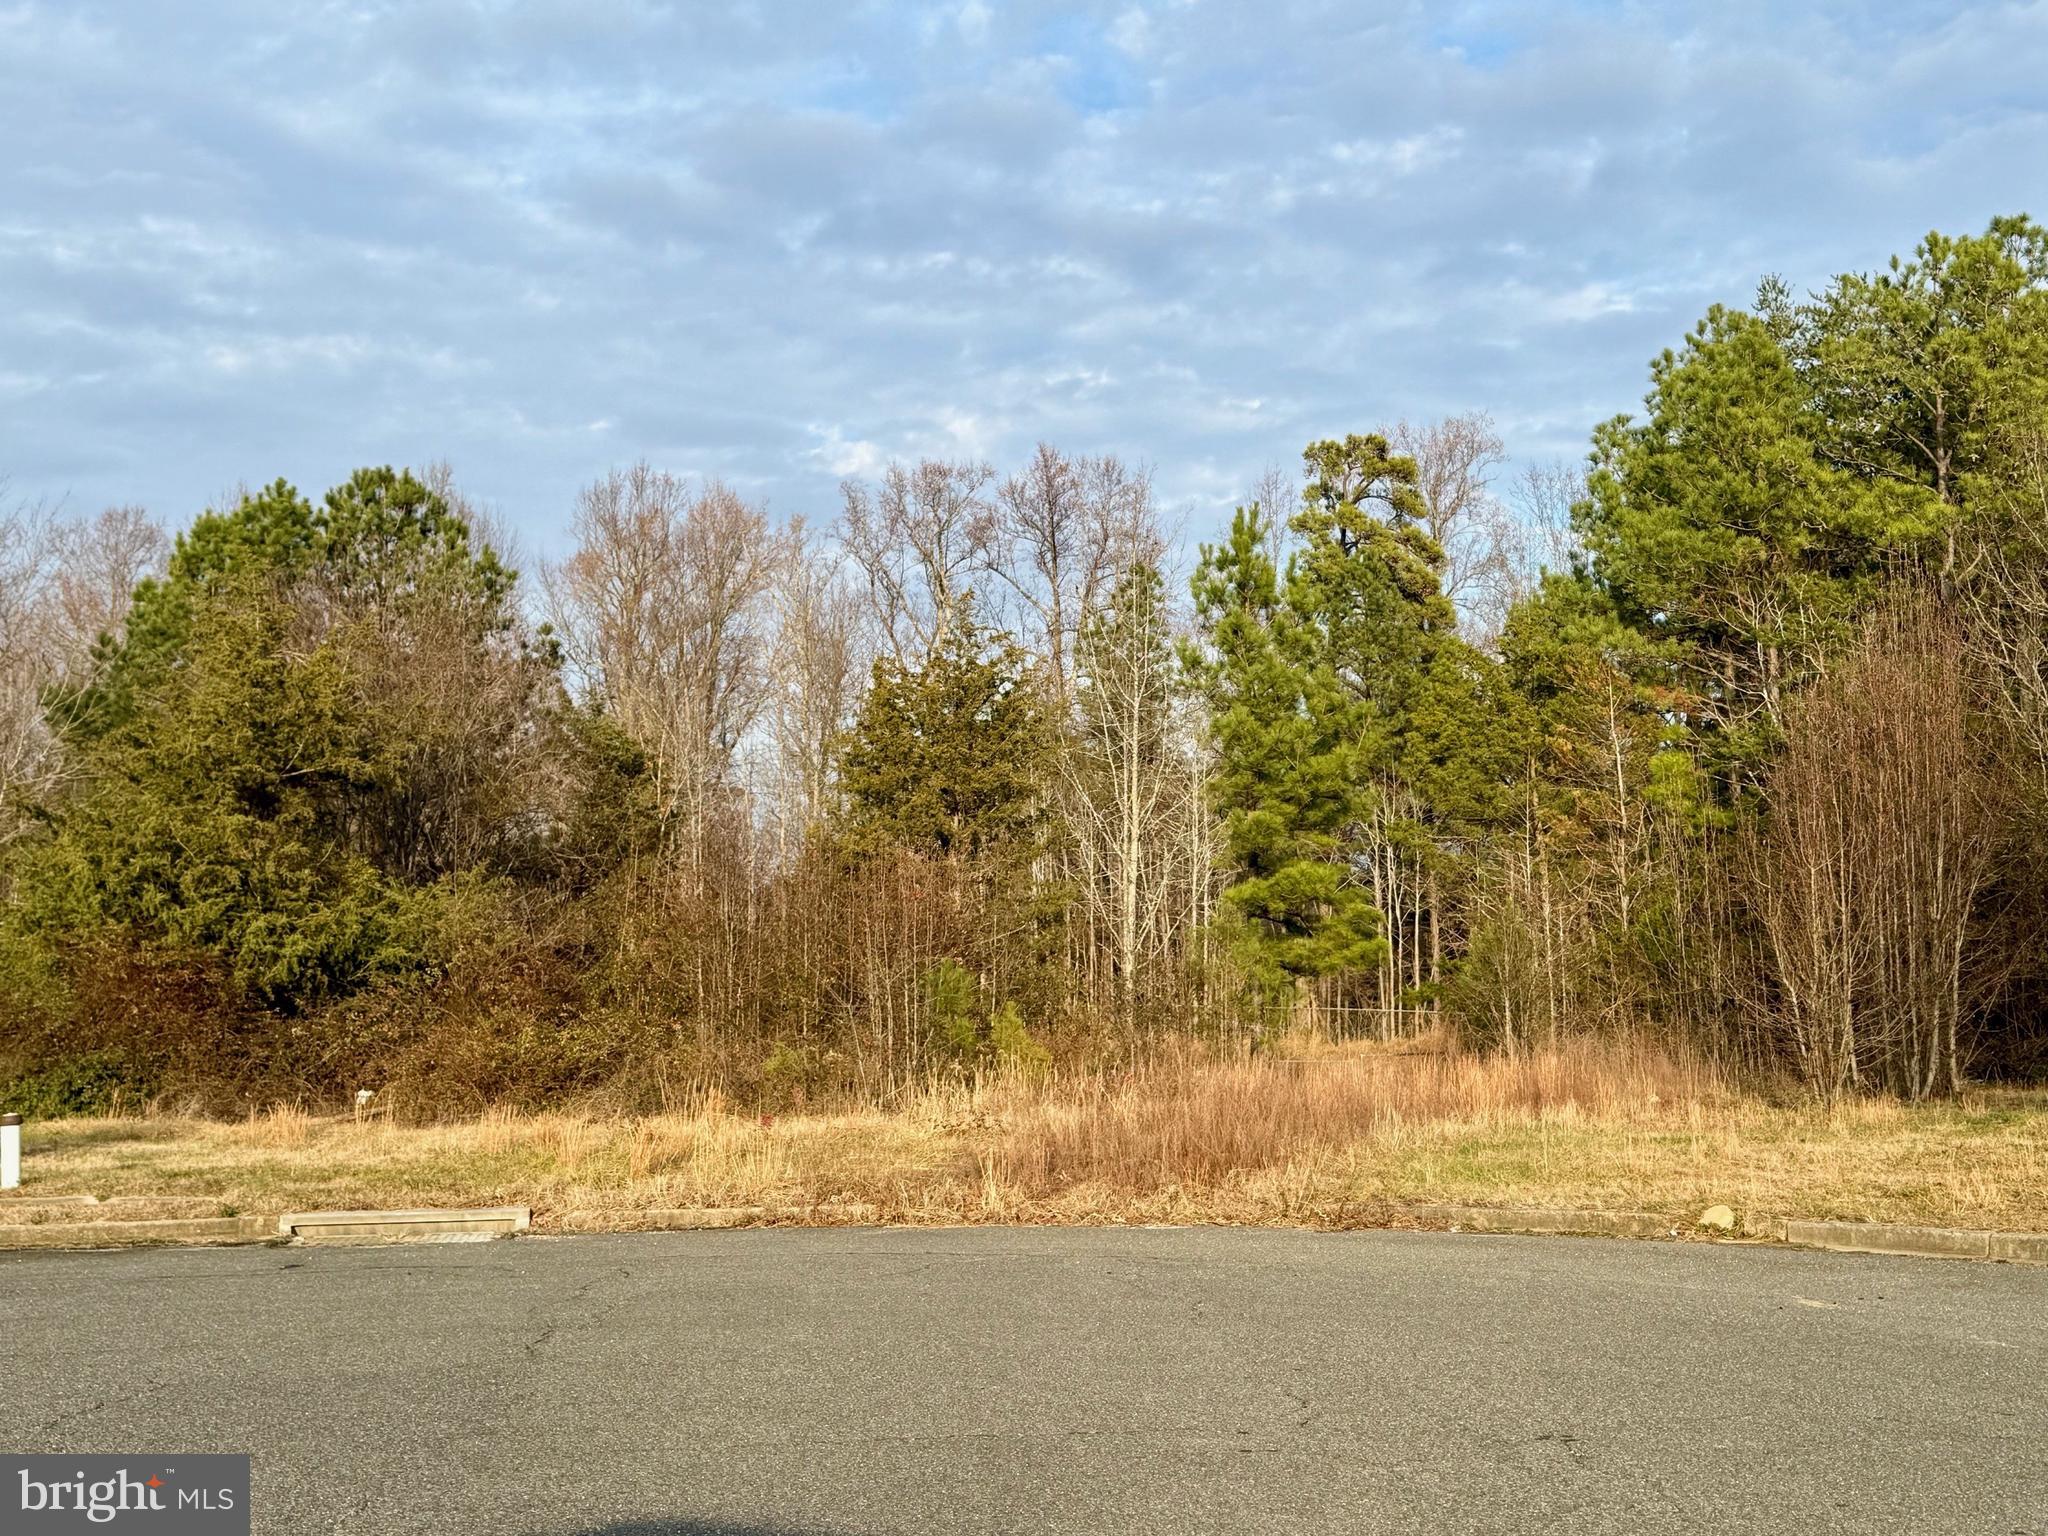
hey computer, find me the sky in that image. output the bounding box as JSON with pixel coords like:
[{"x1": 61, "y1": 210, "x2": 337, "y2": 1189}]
[{"x1": 4, "y1": 0, "x2": 2046, "y2": 558}]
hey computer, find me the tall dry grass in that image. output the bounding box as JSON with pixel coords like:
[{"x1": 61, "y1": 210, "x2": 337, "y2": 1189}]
[
  {"x1": 982, "y1": 1036, "x2": 1722, "y2": 1196},
  {"x1": 29, "y1": 1035, "x2": 2048, "y2": 1232}
]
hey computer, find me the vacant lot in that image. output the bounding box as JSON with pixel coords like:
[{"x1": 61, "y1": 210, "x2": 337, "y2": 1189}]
[{"x1": 12, "y1": 1038, "x2": 2048, "y2": 1235}]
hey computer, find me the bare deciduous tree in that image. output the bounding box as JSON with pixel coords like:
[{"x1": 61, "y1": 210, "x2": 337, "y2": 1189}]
[
  {"x1": 345, "y1": 575, "x2": 564, "y2": 884},
  {"x1": 48, "y1": 504, "x2": 166, "y2": 671},
  {"x1": 981, "y1": 444, "x2": 1160, "y2": 708},
  {"x1": 1964, "y1": 426, "x2": 2048, "y2": 816},
  {"x1": 1066, "y1": 567, "x2": 1198, "y2": 1022},
  {"x1": 1510, "y1": 458, "x2": 1588, "y2": 577},
  {"x1": 548, "y1": 464, "x2": 780, "y2": 879},
  {"x1": 766, "y1": 517, "x2": 868, "y2": 855},
  {"x1": 1748, "y1": 593, "x2": 2003, "y2": 1099},
  {"x1": 0, "y1": 493, "x2": 60, "y2": 844},
  {"x1": 839, "y1": 458, "x2": 993, "y2": 667},
  {"x1": 1387, "y1": 414, "x2": 1524, "y2": 646},
  {"x1": 0, "y1": 494, "x2": 167, "y2": 849}
]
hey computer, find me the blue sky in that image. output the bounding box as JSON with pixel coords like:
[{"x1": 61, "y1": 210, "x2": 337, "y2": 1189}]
[{"x1": 4, "y1": 0, "x2": 2045, "y2": 556}]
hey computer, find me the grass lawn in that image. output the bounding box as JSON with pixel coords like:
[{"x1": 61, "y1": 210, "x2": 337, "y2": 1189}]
[{"x1": 8, "y1": 1039, "x2": 2046, "y2": 1237}]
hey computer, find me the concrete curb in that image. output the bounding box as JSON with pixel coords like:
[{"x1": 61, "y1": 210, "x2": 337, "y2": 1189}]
[
  {"x1": 279, "y1": 1206, "x2": 531, "y2": 1243},
  {"x1": 1782, "y1": 1218, "x2": 2048, "y2": 1263},
  {"x1": 0, "y1": 1215, "x2": 276, "y2": 1249},
  {"x1": 1409, "y1": 1207, "x2": 2048, "y2": 1265},
  {"x1": 1990, "y1": 1232, "x2": 2048, "y2": 1263},
  {"x1": 1406, "y1": 1204, "x2": 1681, "y2": 1240},
  {"x1": 556, "y1": 1206, "x2": 765, "y2": 1233},
  {"x1": 548, "y1": 1204, "x2": 1687, "y2": 1241},
  {"x1": 5, "y1": 1197, "x2": 2042, "y2": 1266},
  {"x1": 3, "y1": 1195, "x2": 251, "y2": 1225},
  {"x1": 0, "y1": 1194, "x2": 100, "y2": 1208}
]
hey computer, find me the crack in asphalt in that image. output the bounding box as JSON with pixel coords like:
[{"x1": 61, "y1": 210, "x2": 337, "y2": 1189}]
[
  {"x1": 25, "y1": 1376, "x2": 169, "y2": 1439},
  {"x1": 1280, "y1": 1385, "x2": 1316, "y2": 1428},
  {"x1": 524, "y1": 1266, "x2": 632, "y2": 1361}
]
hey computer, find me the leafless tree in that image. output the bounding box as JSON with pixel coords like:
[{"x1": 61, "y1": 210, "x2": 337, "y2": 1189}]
[
  {"x1": 1748, "y1": 593, "x2": 2003, "y2": 1099},
  {"x1": 1510, "y1": 458, "x2": 1588, "y2": 576},
  {"x1": 1963, "y1": 426, "x2": 2048, "y2": 816},
  {"x1": 766, "y1": 518, "x2": 869, "y2": 855},
  {"x1": 547, "y1": 464, "x2": 780, "y2": 878},
  {"x1": 46, "y1": 504, "x2": 167, "y2": 672},
  {"x1": 0, "y1": 494, "x2": 167, "y2": 848},
  {"x1": 420, "y1": 461, "x2": 526, "y2": 586},
  {"x1": 979, "y1": 445, "x2": 1160, "y2": 711},
  {"x1": 839, "y1": 458, "x2": 993, "y2": 667},
  {"x1": 344, "y1": 572, "x2": 565, "y2": 884},
  {"x1": 1231, "y1": 461, "x2": 1299, "y2": 577},
  {"x1": 1387, "y1": 414, "x2": 1524, "y2": 646},
  {"x1": 1389, "y1": 415, "x2": 1505, "y2": 589},
  {"x1": 0, "y1": 492, "x2": 60, "y2": 844},
  {"x1": 1065, "y1": 568, "x2": 1198, "y2": 1022}
]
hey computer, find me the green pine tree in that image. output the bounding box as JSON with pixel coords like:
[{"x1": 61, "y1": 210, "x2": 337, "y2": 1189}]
[
  {"x1": 1802, "y1": 215, "x2": 2048, "y2": 521},
  {"x1": 1576, "y1": 303, "x2": 1942, "y2": 794},
  {"x1": 1189, "y1": 502, "x2": 1382, "y2": 996},
  {"x1": 14, "y1": 470, "x2": 543, "y2": 1012},
  {"x1": 836, "y1": 619, "x2": 1051, "y2": 864}
]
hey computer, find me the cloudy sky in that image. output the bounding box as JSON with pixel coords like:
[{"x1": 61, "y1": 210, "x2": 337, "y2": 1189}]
[{"x1": 4, "y1": 0, "x2": 2045, "y2": 555}]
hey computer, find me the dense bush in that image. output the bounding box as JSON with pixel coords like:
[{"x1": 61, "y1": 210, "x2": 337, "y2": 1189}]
[{"x1": 0, "y1": 1052, "x2": 151, "y2": 1118}]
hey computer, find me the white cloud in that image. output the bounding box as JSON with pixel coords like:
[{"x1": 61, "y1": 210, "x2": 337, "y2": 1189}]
[
  {"x1": 1538, "y1": 281, "x2": 1641, "y2": 324},
  {"x1": 1109, "y1": 6, "x2": 1151, "y2": 56},
  {"x1": 204, "y1": 334, "x2": 372, "y2": 375},
  {"x1": 1329, "y1": 127, "x2": 1465, "y2": 176},
  {"x1": 955, "y1": 0, "x2": 992, "y2": 45},
  {"x1": 806, "y1": 426, "x2": 886, "y2": 480},
  {"x1": 0, "y1": 0, "x2": 2037, "y2": 552}
]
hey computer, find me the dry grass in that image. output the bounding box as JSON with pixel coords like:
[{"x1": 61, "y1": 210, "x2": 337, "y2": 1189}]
[{"x1": 12, "y1": 1037, "x2": 2048, "y2": 1237}]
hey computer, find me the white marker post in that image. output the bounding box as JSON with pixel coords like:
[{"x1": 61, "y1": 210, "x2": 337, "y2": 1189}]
[{"x1": 0, "y1": 1113, "x2": 18, "y2": 1191}]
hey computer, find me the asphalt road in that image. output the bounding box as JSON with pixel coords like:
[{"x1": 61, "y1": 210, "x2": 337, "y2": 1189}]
[{"x1": 5, "y1": 1227, "x2": 2046, "y2": 1535}]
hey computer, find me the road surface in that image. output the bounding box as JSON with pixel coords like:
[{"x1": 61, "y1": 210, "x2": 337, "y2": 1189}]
[{"x1": 6, "y1": 1227, "x2": 2045, "y2": 1534}]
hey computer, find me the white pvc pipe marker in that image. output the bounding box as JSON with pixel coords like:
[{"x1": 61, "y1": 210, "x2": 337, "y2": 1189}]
[{"x1": 1, "y1": 1113, "x2": 19, "y2": 1190}]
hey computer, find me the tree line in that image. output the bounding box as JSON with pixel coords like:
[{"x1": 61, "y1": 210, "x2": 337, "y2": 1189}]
[{"x1": 3, "y1": 215, "x2": 2047, "y2": 1113}]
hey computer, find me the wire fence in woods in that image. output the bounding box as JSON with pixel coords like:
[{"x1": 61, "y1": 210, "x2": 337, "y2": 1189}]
[{"x1": 1281, "y1": 999, "x2": 1441, "y2": 1043}]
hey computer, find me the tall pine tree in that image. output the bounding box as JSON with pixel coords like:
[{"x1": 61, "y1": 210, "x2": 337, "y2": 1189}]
[{"x1": 1189, "y1": 502, "x2": 1382, "y2": 997}]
